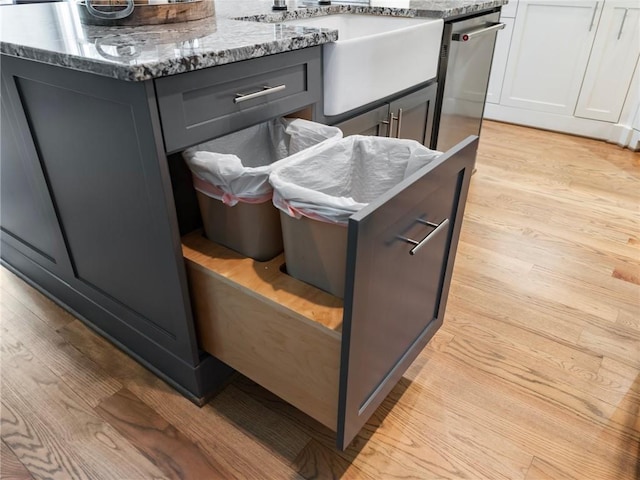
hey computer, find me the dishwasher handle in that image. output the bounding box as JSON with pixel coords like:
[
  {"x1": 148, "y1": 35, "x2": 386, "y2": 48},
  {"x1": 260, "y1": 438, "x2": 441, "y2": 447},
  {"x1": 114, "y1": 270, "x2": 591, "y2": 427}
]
[{"x1": 452, "y1": 22, "x2": 505, "y2": 42}]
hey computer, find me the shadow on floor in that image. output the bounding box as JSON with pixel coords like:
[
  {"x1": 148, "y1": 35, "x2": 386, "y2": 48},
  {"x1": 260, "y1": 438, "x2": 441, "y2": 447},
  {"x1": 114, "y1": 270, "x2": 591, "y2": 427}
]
[{"x1": 208, "y1": 370, "x2": 418, "y2": 479}]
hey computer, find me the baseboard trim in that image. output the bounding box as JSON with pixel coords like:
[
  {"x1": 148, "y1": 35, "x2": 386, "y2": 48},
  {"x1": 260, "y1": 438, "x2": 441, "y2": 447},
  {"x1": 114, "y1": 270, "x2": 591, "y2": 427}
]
[
  {"x1": 484, "y1": 103, "x2": 617, "y2": 142},
  {"x1": 608, "y1": 123, "x2": 634, "y2": 148}
]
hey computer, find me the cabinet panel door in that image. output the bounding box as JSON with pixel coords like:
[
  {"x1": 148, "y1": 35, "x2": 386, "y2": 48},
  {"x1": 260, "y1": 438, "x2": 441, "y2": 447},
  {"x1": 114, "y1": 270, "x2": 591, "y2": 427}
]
[
  {"x1": 486, "y1": 17, "x2": 515, "y2": 104},
  {"x1": 0, "y1": 79, "x2": 72, "y2": 277},
  {"x1": 389, "y1": 83, "x2": 437, "y2": 147},
  {"x1": 575, "y1": 2, "x2": 640, "y2": 122},
  {"x1": 3, "y1": 56, "x2": 200, "y2": 363},
  {"x1": 501, "y1": 0, "x2": 519, "y2": 18},
  {"x1": 333, "y1": 104, "x2": 390, "y2": 137},
  {"x1": 337, "y1": 136, "x2": 477, "y2": 450},
  {"x1": 500, "y1": 0, "x2": 600, "y2": 115}
]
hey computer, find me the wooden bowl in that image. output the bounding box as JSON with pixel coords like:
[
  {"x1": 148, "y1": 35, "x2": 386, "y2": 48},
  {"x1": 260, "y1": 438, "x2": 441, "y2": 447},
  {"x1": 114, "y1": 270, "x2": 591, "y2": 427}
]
[{"x1": 77, "y1": 0, "x2": 215, "y2": 26}]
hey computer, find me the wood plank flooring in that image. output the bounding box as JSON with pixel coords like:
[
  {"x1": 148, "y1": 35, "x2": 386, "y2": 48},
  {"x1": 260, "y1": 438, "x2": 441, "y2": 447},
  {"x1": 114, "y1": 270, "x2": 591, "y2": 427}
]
[{"x1": 1, "y1": 121, "x2": 638, "y2": 479}]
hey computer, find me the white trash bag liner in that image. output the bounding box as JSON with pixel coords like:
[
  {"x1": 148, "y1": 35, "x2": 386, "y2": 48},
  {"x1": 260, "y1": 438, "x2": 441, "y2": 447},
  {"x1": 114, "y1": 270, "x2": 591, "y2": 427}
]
[
  {"x1": 270, "y1": 135, "x2": 442, "y2": 226},
  {"x1": 182, "y1": 118, "x2": 342, "y2": 206}
]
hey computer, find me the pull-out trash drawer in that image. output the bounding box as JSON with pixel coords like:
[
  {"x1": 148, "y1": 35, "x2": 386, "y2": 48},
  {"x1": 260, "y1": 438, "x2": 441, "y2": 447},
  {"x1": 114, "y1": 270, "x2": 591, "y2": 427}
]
[{"x1": 182, "y1": 136, "x2": 478, "y2": 450}]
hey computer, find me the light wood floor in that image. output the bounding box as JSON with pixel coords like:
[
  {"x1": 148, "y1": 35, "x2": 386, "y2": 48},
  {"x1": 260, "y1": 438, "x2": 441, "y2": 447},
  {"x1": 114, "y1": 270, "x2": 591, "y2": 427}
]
[{"x1": 1, "y1": 121, "x2": 638, "y2": 480}]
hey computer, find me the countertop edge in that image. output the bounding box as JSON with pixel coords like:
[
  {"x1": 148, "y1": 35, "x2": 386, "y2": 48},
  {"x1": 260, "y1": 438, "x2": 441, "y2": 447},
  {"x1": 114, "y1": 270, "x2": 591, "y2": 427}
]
[
  {"x1": 0, "y1": 0, "x2": 506, "y2": 81},
  {"x1": 0, "y1": 32, "x2": 339, "y2": 82},
  {"x1": 237, "y1": 3, "x2": 504, "y2": 22}
]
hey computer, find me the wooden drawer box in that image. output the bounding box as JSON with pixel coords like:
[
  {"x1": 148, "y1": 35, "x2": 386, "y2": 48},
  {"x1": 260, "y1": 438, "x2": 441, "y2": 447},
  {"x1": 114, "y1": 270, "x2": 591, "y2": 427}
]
[
  {"x1": 182, "y1": 136, "x2": 478, "y2": 450},
  {"x1": 155, "y1": 47, "x2": 321, "y2": 153}
]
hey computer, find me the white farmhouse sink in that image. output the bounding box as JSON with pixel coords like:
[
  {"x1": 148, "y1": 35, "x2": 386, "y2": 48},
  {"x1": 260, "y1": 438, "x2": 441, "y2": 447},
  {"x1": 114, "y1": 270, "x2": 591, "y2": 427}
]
[{"x1": 283, "y1": 14, "x2": 444, "y2": 116}]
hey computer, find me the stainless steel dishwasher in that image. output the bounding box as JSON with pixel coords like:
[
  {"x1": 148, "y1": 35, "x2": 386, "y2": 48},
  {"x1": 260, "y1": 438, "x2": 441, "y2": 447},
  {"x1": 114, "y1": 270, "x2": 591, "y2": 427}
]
[{"x1": 432, "y1": 11, "x2": 505, "y2": 152}]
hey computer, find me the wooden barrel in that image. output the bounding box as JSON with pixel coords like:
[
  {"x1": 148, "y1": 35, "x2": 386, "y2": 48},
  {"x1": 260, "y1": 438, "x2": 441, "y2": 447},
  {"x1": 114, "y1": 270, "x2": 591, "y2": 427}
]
[{"x1": 77, "y1": 0, "x2": 215, "y2": 26}]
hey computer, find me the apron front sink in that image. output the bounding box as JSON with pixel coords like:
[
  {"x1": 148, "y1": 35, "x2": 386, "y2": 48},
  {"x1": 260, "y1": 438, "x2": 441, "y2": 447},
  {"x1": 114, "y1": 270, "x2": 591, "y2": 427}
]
[{"x1": 280, "y1": 13, "x2": 443, "y2": 116}]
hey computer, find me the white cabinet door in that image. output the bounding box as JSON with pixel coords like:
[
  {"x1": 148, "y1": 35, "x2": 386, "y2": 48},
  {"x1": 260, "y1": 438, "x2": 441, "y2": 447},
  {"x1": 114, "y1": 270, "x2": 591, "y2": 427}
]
[
  {"x1": 575, "y1": 1, "x2": 640, "y2": 122},
  {"x1": 500, "y1": 0, "x2": 601, "y2": 115},
  {"x1": 501, "y1": 0, "x2": 519, "y2": 18},
  {"x1": 486, "y1": 17, "x2": 515, "y2": 104}
]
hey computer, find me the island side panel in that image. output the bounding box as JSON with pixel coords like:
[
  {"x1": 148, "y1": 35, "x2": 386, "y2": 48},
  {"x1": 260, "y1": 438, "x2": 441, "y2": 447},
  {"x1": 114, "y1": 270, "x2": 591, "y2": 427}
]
[
  {"x1": 0, "y1": 55, "x2": 233, "y2": 400},
  {"x1": 1, "y1": 77, "x2": 73, "y2": 279}
]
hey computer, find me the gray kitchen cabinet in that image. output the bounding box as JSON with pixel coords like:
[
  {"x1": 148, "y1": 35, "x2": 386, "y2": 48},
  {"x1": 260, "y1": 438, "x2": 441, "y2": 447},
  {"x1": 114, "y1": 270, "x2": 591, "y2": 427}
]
[
  {"x1": 0, "y1": 47, "x2": 323, "y2": 401},
  {"x1": 1, "y1": 40, "x2": 477, "y2": 450},
  {"x1": 0, "y1": 55, "x2": 237, "y2": 400},
  {"x1": 333, "y1": 82, "x2": 438, "y2": 147}
]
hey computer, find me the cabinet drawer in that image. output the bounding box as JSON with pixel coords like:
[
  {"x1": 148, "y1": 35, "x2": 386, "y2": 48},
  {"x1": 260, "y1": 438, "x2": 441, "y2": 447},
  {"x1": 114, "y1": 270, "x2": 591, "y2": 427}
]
[
  {"x1": 156, "y1": 47, "x2": 321, "y2": 153},
  {"x1": 182, "y1": 136, "x2": 478, "y2": 450}
]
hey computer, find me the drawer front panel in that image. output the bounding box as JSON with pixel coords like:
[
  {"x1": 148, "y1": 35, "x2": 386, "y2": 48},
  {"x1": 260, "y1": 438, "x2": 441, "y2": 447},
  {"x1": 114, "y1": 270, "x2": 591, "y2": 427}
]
[
  {"x1": 156, "y1": 48, "x2": 321, "y2": 153},
  {"x1": 338, "y1": 136, "x2": 478, "y2": 450}
]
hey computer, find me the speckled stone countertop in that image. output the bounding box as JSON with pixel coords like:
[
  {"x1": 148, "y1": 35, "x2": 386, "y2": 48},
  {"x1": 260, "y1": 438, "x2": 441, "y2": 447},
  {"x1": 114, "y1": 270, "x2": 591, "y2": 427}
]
[{"x1": 0, "y1": 0, "x2": 507, "y2": 81}]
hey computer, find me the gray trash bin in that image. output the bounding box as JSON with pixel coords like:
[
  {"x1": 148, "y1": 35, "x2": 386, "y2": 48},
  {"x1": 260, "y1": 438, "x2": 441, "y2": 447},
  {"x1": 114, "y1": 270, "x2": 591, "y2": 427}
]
[
  {"x1": 270, "y1": 135, "x2": 441, "y2": 297},
  {"x1": 183, "y1": 118, "x2": 342, "y2": 261}
]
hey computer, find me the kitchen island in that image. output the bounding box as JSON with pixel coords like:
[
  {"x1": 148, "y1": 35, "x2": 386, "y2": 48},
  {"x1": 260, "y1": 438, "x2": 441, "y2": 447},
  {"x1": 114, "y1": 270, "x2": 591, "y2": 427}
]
[{"x1": 1, "y1": 0, "x2": 506, "y2": 449}]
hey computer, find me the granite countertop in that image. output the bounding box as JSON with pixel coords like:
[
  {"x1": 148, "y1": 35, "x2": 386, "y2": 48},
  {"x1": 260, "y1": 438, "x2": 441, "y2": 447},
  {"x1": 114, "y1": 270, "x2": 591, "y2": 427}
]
[{"x1": 0, "y1": 0, "x2": 507, "y2": 81}]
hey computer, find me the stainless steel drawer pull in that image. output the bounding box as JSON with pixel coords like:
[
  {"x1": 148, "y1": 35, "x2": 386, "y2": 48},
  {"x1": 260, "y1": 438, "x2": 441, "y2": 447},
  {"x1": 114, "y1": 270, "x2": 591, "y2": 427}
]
[
  {"x1": 396, "y1": 108, "x2": 403, "y2": 139},
  {"x1": 399, "y1": 218, "x2": 450, "y2": 256},
  {"x1": 451, "y1": 22, "x2": 505, "y2": 42},
  {"x1": 382, "y1": 111, "x2": 397, "y2": 137},
  {"x1": 234, "y1": 84, "x2": 286, "y2": 104}
]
